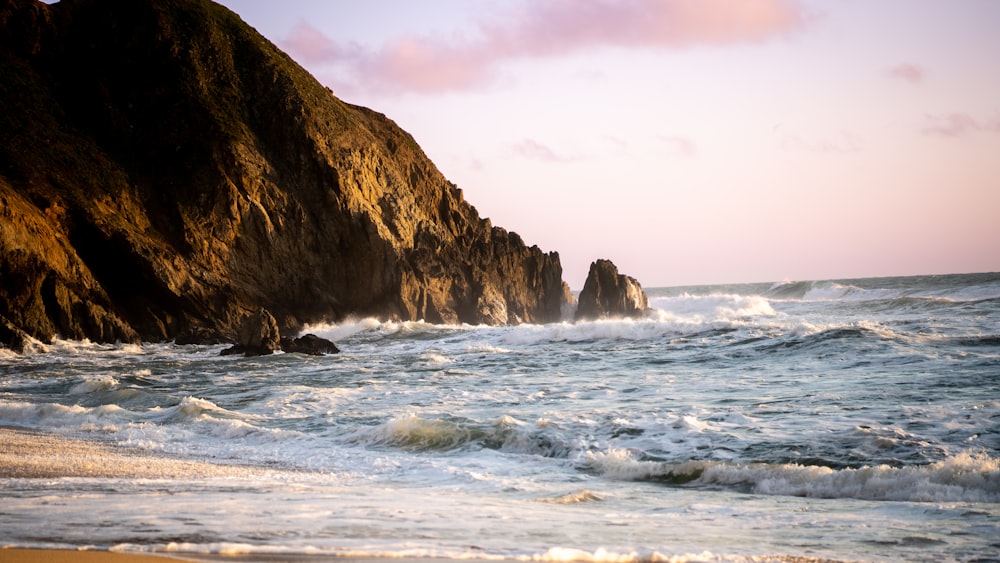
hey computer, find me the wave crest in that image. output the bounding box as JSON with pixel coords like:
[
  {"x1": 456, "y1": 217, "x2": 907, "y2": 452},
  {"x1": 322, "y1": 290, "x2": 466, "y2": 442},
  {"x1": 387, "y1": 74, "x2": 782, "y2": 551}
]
[
  {"x1": 533, "y1": 489, "x2": 606, "y2": 504},
  {"x1": 584, "y1": 449, "x2": 1000, "y2": 503},
  {"x1": 347, "y1": 414, "x2": 576, "y2": 457},
  {"x1": 351, "y1": 414, "x2": 485, "y2": 452}
]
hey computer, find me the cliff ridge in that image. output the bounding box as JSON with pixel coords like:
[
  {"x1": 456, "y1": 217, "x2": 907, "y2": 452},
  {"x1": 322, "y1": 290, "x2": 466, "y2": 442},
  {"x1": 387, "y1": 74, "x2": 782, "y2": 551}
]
[{"x1": 0, "y1": 0, "x2": 567, "y2": 349}]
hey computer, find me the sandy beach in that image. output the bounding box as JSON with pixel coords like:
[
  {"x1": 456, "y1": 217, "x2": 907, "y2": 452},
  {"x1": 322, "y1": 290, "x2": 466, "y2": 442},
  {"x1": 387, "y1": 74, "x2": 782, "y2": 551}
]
[
  {"x1": 0, "y1": 428, "x2": 507, "y2": 562},
  {"x1": 0, "y1": 551, "x2": 489, "y2": 563},
  {"x1": 0, "y1": 426, "x2": 265, "y2": 479},
  {"x1": 0, "y1": 548, "x2": 199, "y2": 563},
  {"x1": 0, "y1": 550, "x2": 520, "y2": 563},
  {"x1": 0, "y1": 428, "x2": 273, "y2": 561}
]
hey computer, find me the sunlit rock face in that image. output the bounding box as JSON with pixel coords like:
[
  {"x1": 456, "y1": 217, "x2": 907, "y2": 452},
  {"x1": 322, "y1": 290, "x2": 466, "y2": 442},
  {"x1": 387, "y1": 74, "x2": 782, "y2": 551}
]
[
  {"x1": 575, "y1": 259, "x2": 650, "y2": 321},
  {"x1": 0, "y1": 0, "x2": 568, "y2": 346}
]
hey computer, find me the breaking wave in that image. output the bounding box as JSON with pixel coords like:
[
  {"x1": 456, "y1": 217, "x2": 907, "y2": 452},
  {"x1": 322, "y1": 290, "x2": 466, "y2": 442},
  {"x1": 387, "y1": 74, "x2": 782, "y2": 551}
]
[
  {"x1": 345, "y1": 413, "x2": 575, "y2": 457},
  {"x1": 585, "y1": 449, "x2": 1000, "y2": 503}
]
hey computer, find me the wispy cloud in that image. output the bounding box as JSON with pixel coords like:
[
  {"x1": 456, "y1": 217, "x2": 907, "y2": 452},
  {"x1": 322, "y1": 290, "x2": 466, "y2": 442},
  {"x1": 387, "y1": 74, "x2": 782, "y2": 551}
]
[
  {"x1": 922, "y1": 113, "x2": 1000, "y2": 138},
  {"x1": 510, "y1": 139, "x2": 580, "y2": 162},
  {"x1": 283, "y1": 0, "x2": 813, "y2": 95},
  {"x1": 659, "y1": 135, "x2": 697, "y2": 157},
  {"x1": 283, "y1": 21, "x2": 349, "y2": 63},
  {"x1": 887, "y1": 63, "x2": 924, "y2": 85}
]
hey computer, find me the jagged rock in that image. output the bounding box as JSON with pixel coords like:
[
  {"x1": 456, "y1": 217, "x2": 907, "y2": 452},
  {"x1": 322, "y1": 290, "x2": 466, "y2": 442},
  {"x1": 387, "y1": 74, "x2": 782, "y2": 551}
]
[
  {"x1": 280, "y1": 333, "x2": 339, "y2": 355},
  {"x1": 0, "y1": 0, "x2": 569, "y2": 350},
  {"x1": 560, "y1": 281, "x2": 577, "y2": 321},
  {"x1": 475, "y1": 284, "x2": 509, "y2": 326},
  {"x1": 575, "y1": 259, "x2": 650, "y2": 321},
  {"x1": 221, "y1": 308, "x2": 280, "y2": 356},
  {"x1": 1, "y1": 315, "x2": 31, "y2": 354},
  {"x1": 174, "y1": 327, "x2": 229, "y2": 346}
]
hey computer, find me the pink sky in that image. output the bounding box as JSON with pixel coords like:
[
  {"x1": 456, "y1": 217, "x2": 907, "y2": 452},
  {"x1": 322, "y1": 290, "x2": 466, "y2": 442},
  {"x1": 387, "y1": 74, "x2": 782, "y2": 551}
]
[{"x1": 220, "y1": 0, "x2": 1000, "y2": 288}]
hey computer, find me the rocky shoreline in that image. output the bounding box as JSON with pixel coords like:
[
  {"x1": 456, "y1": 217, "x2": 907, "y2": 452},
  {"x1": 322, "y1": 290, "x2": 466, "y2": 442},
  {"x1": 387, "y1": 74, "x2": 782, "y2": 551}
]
[{"x1": 0, "y1": 0, "x2": 648, "y2": 354}]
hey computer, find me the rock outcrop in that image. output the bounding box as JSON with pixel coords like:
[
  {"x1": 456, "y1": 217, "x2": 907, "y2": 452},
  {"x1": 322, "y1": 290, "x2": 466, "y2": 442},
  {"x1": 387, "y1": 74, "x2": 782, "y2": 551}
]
[
  {"x1": 0, "y1": 0, "x2": 568, "y2": 349},
  {"x1": 280, "y1": 334, "x2": 339, "y2": 356},
  {"x1": 575, "y1": 260, "x2": 650, "y2": 321},
  {"x1": 221, "y1": 307, "x2": 281, "y2": 356},
  {"x1": 0, "y1": 315, "x2": 30, "y2": 354}
]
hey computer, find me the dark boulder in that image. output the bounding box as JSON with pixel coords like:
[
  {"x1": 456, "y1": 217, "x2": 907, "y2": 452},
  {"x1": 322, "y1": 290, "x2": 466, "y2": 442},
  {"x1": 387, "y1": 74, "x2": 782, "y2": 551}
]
[
  {"x1": 1, "y1": 315, "x2": 31, "y2": 354},
  {"x1": 221, "y1": 308, "x2": 280, "y2": 357},
  {"x1": 280, "y1": 333, "x2": 339, "y2": 355},
  {"x1": 174, "y1": 327, "x2": 229, "y2": 346},
  {"x1": 575, "y1": 259, "x2": 650, "y2": 321}
]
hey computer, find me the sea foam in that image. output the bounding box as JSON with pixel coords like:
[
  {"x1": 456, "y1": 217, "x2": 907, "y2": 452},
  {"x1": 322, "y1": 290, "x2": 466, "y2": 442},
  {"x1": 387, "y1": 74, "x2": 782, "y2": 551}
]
[
  {"x1": 68, "y1": 376, "x2": 121, "y2": 395},
  {"x1": 586, "y1": 449, "x2": 1000, "y2": 503}
]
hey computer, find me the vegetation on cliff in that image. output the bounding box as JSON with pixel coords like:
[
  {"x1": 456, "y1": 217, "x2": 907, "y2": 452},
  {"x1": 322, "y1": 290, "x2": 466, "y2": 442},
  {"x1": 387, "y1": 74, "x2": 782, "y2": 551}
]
[{"x1": 0, "y1": 0, "x2": 569, "y2": 349}]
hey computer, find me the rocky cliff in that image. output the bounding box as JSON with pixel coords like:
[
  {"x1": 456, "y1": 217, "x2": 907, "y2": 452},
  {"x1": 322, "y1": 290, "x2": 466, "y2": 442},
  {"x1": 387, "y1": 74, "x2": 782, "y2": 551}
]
[{"x1": 0, "y1": 0, "x2": 568, "y2": 349}]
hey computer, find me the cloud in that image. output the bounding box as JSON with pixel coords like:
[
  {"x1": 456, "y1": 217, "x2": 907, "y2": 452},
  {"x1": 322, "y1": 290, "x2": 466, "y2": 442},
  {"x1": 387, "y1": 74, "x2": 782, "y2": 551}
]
[
  {"x1": 510, "y1": 139, "x2": 579, "y2": 162},
  {"x1": 283, "y1": 21, "x2": 352, "y2": 64},
  {"x1": 659, "y1": 135, "x2": 697, "y2": 157},
  {"x1": 887, "y1": 63, "x2": 924, "y2": 85},
  {"x1": 922, "y1": 113, "x2": 1000, "y2": 138},
  {"x1": 283, "y1": 0, "x2": 813, "y2": 95}
]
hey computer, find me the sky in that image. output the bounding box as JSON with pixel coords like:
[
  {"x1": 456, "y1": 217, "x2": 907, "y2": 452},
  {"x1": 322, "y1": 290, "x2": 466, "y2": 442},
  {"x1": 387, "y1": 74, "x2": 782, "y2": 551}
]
[{"x1": 216, "y1": 0, "x2": 1000, "y2": 289}]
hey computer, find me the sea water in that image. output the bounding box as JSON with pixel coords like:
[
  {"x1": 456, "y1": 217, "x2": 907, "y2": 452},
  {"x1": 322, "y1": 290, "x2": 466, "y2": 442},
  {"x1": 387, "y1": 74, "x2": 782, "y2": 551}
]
[{"x1": 1, "y1": 273, "x2": 998, "y2": 562}]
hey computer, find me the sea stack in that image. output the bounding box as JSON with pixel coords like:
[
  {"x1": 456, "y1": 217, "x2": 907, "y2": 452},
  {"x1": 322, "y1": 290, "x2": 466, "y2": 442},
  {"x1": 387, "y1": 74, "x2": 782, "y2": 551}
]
[
  {"x1": 0, "y1": 0, "x2": 569, "y2": 349},
  {"x1": 575, "y1": 259, "x2": 650, "y2": 321}
]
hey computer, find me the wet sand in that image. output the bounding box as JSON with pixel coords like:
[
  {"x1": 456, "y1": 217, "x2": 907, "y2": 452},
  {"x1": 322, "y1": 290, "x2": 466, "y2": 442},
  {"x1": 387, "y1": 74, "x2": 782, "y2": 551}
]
[
  {"x1": 0, "y1": 429, "x2": 273, "y2": 561},
  {"x1": 0, "y1": 548, "x2": 195, "y2": 563},
  {"x1": 0, "y1": 426, "x2": 264, "y2": 479},
  {"x1": 0, "y1": 551, "x2": 474, "y2": 563},
  {"x1": 1, "y1": 551, "x2": 492, "y2": 563}
]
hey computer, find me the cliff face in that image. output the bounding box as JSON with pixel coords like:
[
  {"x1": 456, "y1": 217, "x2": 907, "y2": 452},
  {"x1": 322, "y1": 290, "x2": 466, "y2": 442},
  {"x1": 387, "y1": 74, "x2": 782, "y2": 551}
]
[{"x1": 0, "y1": 0, "x2": 567, "y2": 346}]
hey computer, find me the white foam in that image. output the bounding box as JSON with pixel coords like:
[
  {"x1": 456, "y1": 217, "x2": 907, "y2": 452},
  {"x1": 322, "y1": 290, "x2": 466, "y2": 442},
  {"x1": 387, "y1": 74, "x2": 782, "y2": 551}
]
[
  {"x1": 300, "y1": 317, "x2": 382, "y2": 341},
  {"x1": 765, "y1": 280, "x2": 862, "y2": 301},
  {"x1": 703, "y1": 452, "x2": 1000, "y2": 502},
  {"x1": 149, "y1": 396, "x2": 235, "y2": 422},
  {"x1": 44, "y1": 338, "x2": 146, "y2": 356},
  {"x1": 112, "y1": 542, "x2": 328, "y2": 556},
  {"x1": 533, "y1": 489, "x2": 606, "y2": 504},
  {"x1": 349, "y1": 413, "x2": 480, "y2": 451},
  {"x1": 0, "y1": 400, "x2": 125, "y2": 429},
  {"x1": 585, "y1": 449, "x2": 709, "y2": 483},
  {"x1": 68, "y1": 376, "x2": 120, "y2": 395},
  {"x1": 525, "y1": 547, "x2": 722, "y2": 563},
  {"x1": 298, "y1": 298, "x2": 784, "y2": 349},
  {"x1": 650, "y1": 293, "x2": 777, "y2": 323},
  {"x1": 419, "y1": 350, "x2": 454, "y2": 365},
  {"x1": 117, "y1": 542, "x2": 729, "y2": 563},
  {"x1": 802, "y1": 281, "x2": 861, "y2": 301},
  {"x1": 502, "y1": 319, "x2": 678, "y2": 345},
  {"x1": 586, "y1": 449, "x2": 1000, "y2": 503},
  {"x1": 466, "y1": 342, "x2": 511, "y2": 354}
]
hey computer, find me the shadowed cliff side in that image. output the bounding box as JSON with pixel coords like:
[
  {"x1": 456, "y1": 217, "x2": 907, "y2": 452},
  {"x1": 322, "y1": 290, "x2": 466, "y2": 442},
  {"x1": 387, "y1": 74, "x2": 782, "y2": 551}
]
[{"x1": 0, "y1": 0, "x2": 568, "y2": 347}]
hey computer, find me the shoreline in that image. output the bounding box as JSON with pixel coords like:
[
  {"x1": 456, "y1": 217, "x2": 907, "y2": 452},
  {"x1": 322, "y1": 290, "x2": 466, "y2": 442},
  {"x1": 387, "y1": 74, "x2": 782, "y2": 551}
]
[
  {"x1": 0, "y1": 425, "x2": 887, "y2": 563},
  {"x1": 0, "y1": 426, "x2": 268, "y2": 479},
  {"x1": 0, "y1": 548, "x2": 848, "y2": 563},
  {"x1": 0, "y1": 550, "x2": 536, "y2": 563},
  {"x1": 0, "y1": 549, "x2": 194, "y2": 563}
]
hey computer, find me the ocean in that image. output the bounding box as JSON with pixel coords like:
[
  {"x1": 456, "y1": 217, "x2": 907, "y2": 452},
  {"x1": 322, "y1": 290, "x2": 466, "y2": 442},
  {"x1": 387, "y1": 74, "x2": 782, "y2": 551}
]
[{"x1": 1, "y1": 272, "x2": 998, "y2": 562}]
